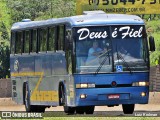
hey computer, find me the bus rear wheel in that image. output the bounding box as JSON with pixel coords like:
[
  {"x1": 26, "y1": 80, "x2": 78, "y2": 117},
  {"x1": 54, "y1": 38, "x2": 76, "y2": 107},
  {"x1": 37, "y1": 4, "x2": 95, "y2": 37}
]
[
  {"x1": 24, "y1": 82, "x2": 33, "y2": 112},
  {"x1": 122, "y1": 104, "x2": 135, "y2": 114},
  {"x1": 32, "y1": 106, "x2": 45, "y2": 113},
  {"x1": 24, "y1": 83, "x2": 45, "y2": 112}
]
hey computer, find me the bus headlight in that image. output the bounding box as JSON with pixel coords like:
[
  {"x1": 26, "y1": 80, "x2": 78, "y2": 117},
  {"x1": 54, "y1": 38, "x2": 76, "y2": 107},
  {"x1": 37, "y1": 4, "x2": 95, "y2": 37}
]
[
  {"x1": 76, "y1": 83, "x2": 95, "y2": 88},
  {"x1": 132, "y1": 81, "x2": 149, "y2": 86}
]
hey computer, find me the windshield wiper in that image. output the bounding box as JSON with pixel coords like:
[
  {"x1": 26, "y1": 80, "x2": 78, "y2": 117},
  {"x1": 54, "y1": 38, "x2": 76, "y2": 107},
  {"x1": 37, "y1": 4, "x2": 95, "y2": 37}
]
[
  {"x1": 95, "y1": 49, "x2": 111, "y2": 75},
  {"x1": 117, "y1": 52, "x2": 132, "y2": 74}
]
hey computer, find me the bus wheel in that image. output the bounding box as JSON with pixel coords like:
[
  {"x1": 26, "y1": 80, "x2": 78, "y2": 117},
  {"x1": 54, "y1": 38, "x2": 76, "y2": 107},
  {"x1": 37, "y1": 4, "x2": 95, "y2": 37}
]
[
  {"x1": 60, "y1": 84, "x2": 75, "y2": 114},
  {"x1": 64, "y1": 106, "x2": 75, "y2": 114},
  {"x1": 39, "y1": 106, "x2": 45, "y2": 113},
  {"x1": 34, "y1": 106, "x2": 45, "y2": 113},
  {"x1": 24, "y1": 83, "x2": 45, "y2": 112},
  {"x1": 76, "y1": 107, "x2": 85, "y2": 114},
  {"x1": 122, "y1": 104, "x2": 135, "y2": 114},
  {"x1": 85, "y1": 106, "x2": 95, "y2": 114}
]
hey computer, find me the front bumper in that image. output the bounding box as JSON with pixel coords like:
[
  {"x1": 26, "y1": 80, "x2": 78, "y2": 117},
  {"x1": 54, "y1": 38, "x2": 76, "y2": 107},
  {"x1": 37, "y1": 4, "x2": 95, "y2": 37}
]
[{"x1": 75, "y1": 87, "x2": 149, "y2": 106}]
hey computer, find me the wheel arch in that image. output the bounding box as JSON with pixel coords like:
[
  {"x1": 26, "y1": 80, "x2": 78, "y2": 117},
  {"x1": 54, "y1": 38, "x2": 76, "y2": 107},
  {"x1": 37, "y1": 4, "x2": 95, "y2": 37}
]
[
  {"x1": 23, "y1": 82, "x2": 27, "y2": 104},
  {"x1": 23, "y1": 81, "x2": 29, "y2": 104}
]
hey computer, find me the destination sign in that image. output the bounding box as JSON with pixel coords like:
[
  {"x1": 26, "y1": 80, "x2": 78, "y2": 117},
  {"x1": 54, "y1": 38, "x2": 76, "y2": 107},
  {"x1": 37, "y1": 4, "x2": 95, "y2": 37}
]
[{"x1": 76, "y1": 0, "x2": 160, "y2": 14}]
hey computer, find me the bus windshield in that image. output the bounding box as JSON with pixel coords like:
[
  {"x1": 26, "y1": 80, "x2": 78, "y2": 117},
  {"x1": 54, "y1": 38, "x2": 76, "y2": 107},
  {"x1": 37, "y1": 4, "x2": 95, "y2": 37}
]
[{"x1": 74, "y1": 25, "x2": 149, "y2": 74}]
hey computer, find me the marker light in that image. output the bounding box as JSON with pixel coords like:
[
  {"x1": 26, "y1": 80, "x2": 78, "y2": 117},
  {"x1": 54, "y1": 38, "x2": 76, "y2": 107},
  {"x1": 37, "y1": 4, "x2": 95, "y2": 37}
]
[
  {"x1": 132, "y1": 82, "x2": 149, "y2": 86},
  {"x1": 76, "y1": 83, "x2": 95, "y2": 88},
  {"x1": 141, "y1": 92, "x2": 146, "y2": 97}
]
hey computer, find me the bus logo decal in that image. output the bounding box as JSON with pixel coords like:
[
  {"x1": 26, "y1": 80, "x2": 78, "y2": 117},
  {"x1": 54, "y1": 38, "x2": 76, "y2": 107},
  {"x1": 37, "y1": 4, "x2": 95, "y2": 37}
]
[{"x1": 14, "y1": 60, "x2": 19, "y2": 72}]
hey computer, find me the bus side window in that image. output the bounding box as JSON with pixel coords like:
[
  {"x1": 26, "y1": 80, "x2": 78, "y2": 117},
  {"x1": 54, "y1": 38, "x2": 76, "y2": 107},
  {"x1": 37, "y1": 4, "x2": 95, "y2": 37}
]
[
  {"x1": 11, "y1": 32, "x2": 16, "y2": 54},
  {"x1": 58, "y1": 25, "x2": 65, "y2": 50},
  {"x1": 65, "y1": 29, "x2": 73, "y2": 74},
  {"x1": 15, "y1": 31, "x2": 23, "y2": 54},
  {"x1": 24, "y1": 30, "x2": 30, "y2": 53},
  {"x1": 66, "y1": 50, "x2": 73, "y2": 74},
  {"x1": 39, "y1": 28, "x2": 47, "y2": 52},
  {"x1": 48, "y1": 27, "x2": 55, "y2": 51},
  {"x1": 31, "y1": 29, "x2": 37, "y2": 53}
]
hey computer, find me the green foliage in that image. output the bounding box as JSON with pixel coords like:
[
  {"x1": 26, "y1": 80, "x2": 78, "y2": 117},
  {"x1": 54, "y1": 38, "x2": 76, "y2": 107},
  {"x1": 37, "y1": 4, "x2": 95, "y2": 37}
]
[
  {"x1": 0, "y1": 21, "x2": 9, "y2": 40},
  {"x1": 146, "y1": 20, "x2": 160, "y2": 66},
  {"x1": 6, "y1": 0, "x2": 76, "y2": 23},
  {"x1": 0, "y1": 0, "x2": 10, "y2": 78},
  {"x1": 0, "y1": 0, "x2": 11, "y2": 34},
  {"x1": 0, "y1": 45, "x2": 10, "y2": 78},
  {"x1": 150, "y1": 51, "x2": 160, "y2": 66}
]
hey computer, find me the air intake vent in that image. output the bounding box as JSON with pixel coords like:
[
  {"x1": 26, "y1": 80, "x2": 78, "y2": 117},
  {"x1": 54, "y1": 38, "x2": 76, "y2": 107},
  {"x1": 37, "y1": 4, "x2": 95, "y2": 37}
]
[{"x1": 22, "y1": 19, "x2": 31, "y2": 22}]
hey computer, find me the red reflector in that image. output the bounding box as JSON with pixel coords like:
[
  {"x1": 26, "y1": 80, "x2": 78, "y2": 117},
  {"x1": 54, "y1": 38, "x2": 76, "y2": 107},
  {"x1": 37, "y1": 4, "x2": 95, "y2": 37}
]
[{"x1": 108, "y1": 94, "x2": 120, "y2": 99}]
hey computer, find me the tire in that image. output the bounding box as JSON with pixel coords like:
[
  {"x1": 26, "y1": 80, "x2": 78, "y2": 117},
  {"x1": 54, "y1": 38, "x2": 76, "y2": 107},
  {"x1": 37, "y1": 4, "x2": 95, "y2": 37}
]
[
  {"x1": 64, "y1": 106, "x2": 75, "y2": 114},
  {"x1": 76, "y1": 107, "x2": 85, "y2": 114},
  {"x1": 85, "y1": 106, "x2": 95, "y2": 114},
  {"x1": 24, "y1": 82, "x2": 45, "y2": 113},
  {"x1": 122, "y1": 104, "x2": 135, "y2": 114},
  {"x1": 38, "y1": 106, "x2": 45, "y2": 113},
  {"x1": 33, "y1": 106, "x2": 45, "y2": 113},
  {"x1": 59, "y1": 84, "x2": 75, "y2": 114}
]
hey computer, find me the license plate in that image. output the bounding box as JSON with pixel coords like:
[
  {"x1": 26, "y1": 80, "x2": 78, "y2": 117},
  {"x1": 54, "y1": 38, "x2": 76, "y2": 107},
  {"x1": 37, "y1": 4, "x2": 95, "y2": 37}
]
[{"x1": 108, "y1": 94, "x2": 120, "y2": 99}]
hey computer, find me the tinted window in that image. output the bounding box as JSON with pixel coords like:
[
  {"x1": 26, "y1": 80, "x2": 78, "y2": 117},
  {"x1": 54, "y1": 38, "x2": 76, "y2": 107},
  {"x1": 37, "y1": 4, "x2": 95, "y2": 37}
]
[
  {"x1": 58, "y1": 25, "x2": 65, "y2": 50},
  {"x1": 31, "y1": 29, "x2": 37, "y2": 52},
  {"x1": 48, "y1": 27, "x2": 55, "y2": 51},
  {"x1": 24, "y1": 30, "x2": 30, "y2": 53},
  {"x1": 39, "y1": 28, "x2": 47, "y2": 52},
  {"x1": 16, "y1": 32, "x2": 23, "y2": 54},
  {"x1": 11, "y1": 32, "x2": 15, "y2": 54}
]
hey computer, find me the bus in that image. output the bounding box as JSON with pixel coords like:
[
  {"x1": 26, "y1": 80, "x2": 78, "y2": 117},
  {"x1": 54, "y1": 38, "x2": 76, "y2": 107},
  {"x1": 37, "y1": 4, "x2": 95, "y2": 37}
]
[{"x1": 10, "y1": 11, "x2": 155, "y2": 114}]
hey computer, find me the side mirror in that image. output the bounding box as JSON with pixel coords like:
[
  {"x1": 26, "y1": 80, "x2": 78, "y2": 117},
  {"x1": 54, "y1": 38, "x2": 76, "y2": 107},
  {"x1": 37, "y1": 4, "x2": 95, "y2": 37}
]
[{"x1": 149, "y1": 36, "x2": 155, "y2": 51}]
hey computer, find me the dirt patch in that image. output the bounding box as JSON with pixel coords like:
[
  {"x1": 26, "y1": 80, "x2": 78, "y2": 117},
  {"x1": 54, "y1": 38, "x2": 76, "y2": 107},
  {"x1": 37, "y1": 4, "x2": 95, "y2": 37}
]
[
  {"x1": 148, "y1": 92, "x2": 160, "y2": 104},
  {"x1": 0, "y1": 98, "x2": 17, "y2": 106}
]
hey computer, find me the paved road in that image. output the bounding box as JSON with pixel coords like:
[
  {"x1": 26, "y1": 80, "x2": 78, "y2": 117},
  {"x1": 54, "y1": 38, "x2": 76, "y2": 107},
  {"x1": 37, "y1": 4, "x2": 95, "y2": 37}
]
[{"x1": 0, "y1": 104, "x2": 159, "y2": 111}]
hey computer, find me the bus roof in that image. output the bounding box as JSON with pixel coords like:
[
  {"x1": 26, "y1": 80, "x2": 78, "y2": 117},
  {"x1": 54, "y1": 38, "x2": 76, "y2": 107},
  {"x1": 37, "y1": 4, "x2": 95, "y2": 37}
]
[{"x1": 11, "y1": 11, "x2": 144, "y2": 31}]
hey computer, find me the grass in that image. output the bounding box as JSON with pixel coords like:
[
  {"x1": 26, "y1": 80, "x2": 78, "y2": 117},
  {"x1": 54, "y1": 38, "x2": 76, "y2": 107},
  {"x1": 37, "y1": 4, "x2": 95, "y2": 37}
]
[{"x1": 43, "y1": 117, "x2": 160, "y2": 120}]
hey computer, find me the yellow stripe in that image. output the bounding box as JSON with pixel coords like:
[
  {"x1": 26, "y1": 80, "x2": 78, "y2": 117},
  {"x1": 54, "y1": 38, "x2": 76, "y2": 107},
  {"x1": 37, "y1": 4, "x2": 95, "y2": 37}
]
[
  {"x1": 11, "y1": 72, "x2": 58, "y2": 102},
  {"x1": 11, "y1": 72, "x2": 43, "y2": 77}
]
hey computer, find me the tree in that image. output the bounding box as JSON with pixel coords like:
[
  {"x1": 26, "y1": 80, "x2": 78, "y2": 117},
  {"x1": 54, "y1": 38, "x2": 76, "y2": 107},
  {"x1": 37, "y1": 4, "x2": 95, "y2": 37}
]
[
  {"x1": 6, "y1": 0, "x2": 76, "y2": 23},
  {"x1": 0, "y1": 45, "x2": 10, "y2": 78}
]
